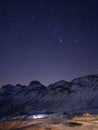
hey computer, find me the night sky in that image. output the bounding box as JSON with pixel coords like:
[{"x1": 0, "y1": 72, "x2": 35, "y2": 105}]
[{"x1": 0, "y1": 0, "x2": 98, "y2": 86}]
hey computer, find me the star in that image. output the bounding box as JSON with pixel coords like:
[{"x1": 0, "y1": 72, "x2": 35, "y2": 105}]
[
  {"x1": 15, "y1": 34, "x2": 19, "y2": 38},
  {"x1": 50, "y1": 8, "x2": 54, "y2": 11},
  {"x1": 59, "y1": 38, "x2": 63, "y2": 43},
  {"x1": 74, "y1": 39, "x2": 78, "y2": 42},
  {"x1": 32, "y1": 16, "x2": 35, "y2": 20}
]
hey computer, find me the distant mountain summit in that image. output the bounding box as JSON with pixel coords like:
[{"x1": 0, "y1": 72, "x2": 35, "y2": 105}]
[{"x1": 0, "y1": 74, "x2": 98, "y2": 120}]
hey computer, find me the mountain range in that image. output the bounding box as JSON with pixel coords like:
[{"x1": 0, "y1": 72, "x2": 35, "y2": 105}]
[{"x1": 0, "y1": 74, "x2": 98, "y2": 120}]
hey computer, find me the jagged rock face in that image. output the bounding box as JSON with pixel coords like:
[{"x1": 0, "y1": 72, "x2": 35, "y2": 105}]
[{"x1": 0, "y1": 75, "x2": 98, "y2": 119}]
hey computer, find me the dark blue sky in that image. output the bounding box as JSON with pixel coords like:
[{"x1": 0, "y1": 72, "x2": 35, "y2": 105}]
[{"x1": 0, "y1": 0, "x2": 98, "y2": 86}]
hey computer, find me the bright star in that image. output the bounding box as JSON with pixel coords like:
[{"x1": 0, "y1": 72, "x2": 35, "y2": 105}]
[{"x1": 59, "y1": 38, "x2": 63, "y2": 43}]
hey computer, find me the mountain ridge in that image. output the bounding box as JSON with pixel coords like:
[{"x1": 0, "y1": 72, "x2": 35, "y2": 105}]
[{"x1": 0, "y1": 74, "x2": 98, "y2": 120}]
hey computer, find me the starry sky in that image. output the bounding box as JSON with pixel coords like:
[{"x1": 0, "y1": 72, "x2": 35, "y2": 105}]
[{"x1": 0, "y1": 0, "x2": 98, "y2": 86}]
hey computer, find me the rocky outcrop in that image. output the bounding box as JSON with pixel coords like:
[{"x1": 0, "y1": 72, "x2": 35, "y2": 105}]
[{"x1": 0, "y1": 75, "x2": 98, "y2": 119}]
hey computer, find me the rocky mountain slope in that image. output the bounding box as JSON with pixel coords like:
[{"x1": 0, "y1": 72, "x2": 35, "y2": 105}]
[{"x1": 0, "y1": 75, "x2": 98, "y2": 120}]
